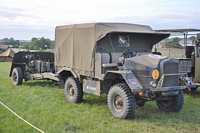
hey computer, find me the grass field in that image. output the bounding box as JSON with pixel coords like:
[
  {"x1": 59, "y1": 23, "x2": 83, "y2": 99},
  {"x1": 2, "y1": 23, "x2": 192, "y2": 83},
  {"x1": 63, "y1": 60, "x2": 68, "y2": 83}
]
[{"x1": 0, "y1": 62, "x2": 200, "y2": 133}]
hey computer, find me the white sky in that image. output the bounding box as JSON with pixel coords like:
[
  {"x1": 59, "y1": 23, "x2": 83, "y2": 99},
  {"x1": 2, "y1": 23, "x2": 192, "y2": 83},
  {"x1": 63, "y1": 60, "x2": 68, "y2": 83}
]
[{"x1": 0, "y1": 0, "x2": 200, "y2": 40}]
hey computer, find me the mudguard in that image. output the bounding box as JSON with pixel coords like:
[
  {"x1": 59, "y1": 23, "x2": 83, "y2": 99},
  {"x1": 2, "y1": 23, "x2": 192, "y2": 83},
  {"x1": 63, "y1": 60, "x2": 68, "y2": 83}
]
[
  {"x1": 56, "y1": 67, "x2": 78, "y2": 78},
  {"x1": 104, "y1": 70, "x2": 143, "y2": 92}
]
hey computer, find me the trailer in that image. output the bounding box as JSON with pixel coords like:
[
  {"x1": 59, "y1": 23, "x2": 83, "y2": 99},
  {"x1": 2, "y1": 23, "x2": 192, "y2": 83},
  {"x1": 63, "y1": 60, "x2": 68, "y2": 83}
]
[{"x1": 10, "y1": 51, "x2": 58, "y2": 85}]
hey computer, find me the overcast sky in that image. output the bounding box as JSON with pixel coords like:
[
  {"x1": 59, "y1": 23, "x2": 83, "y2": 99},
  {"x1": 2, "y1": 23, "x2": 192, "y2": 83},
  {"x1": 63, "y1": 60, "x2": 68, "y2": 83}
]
[{"x1": 0, "y1": 0, "x2": 200, "y2": 40}]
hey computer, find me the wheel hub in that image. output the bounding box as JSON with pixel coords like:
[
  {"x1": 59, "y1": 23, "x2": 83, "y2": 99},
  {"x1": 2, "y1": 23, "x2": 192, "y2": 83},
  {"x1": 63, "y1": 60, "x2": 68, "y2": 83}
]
[
  {"x1": 113, "y1": 94, "x2": 123, "y2": 112},
  {"x1": 13, "y1": 72, "x2": 17, "y2": 82},
  {"x1": 69, "y1": 85, "x2": 74, "y2": 98}
]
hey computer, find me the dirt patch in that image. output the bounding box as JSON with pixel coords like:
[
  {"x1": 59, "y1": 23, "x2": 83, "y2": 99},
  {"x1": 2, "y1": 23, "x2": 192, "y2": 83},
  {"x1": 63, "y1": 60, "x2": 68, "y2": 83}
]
[{"x1": 64, "y1": 122, "x2": 79, "y2": 132}]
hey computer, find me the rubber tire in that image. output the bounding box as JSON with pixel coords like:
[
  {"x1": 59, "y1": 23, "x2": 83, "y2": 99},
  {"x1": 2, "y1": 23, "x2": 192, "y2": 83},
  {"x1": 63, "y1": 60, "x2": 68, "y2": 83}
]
[
  {"x1": 12, "y1": 67, "x2": 23, "y2": 86},
  {"x1": 136, "y1": 102, "x2": 145, "y2": 107},
  {"x1": 64, "y1": 77, "x2": 83, "y2": 103},
  {"x1": 156, "y1": 90, "x2": 184, "y2": 112},
  {"x1": 107, "y1": 83, "x2": 136, "y2": 119}
]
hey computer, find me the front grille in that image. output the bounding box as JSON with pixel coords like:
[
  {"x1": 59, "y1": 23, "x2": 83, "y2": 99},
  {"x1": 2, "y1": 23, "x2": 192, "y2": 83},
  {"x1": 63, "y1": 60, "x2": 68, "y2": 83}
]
[
  {"x1": 162, "y1": 61, "x2": 179, "y2": 87},
  {"x1": 164, "y1": 63, "x2": 178, "y2": 74}
]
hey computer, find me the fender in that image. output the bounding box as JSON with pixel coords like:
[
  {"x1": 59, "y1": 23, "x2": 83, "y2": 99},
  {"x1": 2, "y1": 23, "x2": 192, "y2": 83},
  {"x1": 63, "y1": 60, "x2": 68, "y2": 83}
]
[
  {"x1": 103, "y1": 70, "x2": 143, "y2": 92},
  {"x1": 56, "y1": 67, "x2": 78, "y2": 78}
]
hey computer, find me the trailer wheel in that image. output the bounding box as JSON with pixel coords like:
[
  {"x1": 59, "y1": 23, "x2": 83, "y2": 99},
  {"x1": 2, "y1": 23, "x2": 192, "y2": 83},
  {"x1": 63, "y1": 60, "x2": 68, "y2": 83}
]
[
  {"x1": 107, "y1": 83, "x2": 136, "y2": 119},
  {"x1": 12, "y1": 67, "x2": 23, "y2": 86},
  {"x1": 156, "y1": 90, "x2": 184, "y2": 112},
  {"x1": 64, "y1": 77, "x2": 83, "y2": 103}
]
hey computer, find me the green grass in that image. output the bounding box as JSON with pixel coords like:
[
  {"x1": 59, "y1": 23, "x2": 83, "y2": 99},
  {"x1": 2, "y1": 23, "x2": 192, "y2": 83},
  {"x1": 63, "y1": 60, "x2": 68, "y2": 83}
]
[{"x1": 0, "y1": 62, "x2": 200, "y2": 133}]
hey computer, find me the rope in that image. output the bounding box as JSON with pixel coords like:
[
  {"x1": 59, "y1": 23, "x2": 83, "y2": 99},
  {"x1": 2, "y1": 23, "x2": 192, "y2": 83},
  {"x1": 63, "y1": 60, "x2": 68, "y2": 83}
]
[{"x1": 0, "y1": 101, "x2": 44, "y2": 133}]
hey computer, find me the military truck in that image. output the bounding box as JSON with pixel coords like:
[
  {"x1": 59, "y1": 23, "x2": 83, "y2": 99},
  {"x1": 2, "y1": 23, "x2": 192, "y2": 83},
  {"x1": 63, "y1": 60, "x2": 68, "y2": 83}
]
[
  {"x1": 10, "y1": 23, "x2": 194, "y2": 119},
  {"x1": 186, "y1": 33, "x2": 200, "y2": 90}
]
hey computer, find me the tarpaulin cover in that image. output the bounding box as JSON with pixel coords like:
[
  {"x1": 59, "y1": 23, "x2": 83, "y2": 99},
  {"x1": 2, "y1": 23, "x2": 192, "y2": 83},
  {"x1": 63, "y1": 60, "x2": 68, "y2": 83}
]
[{"x1": 54, "y1": 23, "x2": 165, "y2": 74}]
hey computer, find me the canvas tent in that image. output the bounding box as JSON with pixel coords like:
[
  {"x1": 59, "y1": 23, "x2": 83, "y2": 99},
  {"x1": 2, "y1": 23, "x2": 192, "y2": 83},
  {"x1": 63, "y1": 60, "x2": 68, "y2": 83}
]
[
  {"x1": 0, "y1": 48, "x2": 26, "y2": 62},
  {"x1": 0, "y1": 48, "x2": 5, "y2": 54},
  {"x1": 0, "y1": 49, "x2": 15, "y2": 62},
  {"x1": 55, "y1": 23, "x2": 169, "y2": 75}
]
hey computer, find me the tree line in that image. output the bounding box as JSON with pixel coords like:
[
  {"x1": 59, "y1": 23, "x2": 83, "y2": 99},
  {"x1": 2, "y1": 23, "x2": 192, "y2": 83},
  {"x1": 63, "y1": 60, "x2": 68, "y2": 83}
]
[
  {"x1": 0, "y1": 36, "x2": 196, "y2": 50},
  {"x1": 164, "y1": 36, "x2": 196, "y2": 47},
  {"x1": 0, "y1": 38, "x2": 20, "y2": 46},
  {"x1": 21, "y1": 37, "x2": 54, "y2": 50},
  {"x1": 0, "y1": 37, "x2": 54, "y2": 50}
]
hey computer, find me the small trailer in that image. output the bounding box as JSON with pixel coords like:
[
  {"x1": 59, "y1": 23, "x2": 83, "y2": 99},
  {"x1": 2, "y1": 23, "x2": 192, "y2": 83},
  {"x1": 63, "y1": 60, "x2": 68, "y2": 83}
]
[{"x1": 10, "y1": 52, "x2": 58, "y2": 85}]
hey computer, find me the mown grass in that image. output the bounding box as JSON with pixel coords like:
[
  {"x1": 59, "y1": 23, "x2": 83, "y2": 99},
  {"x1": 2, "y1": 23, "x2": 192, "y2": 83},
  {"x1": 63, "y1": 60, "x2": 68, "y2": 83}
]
[{"x1": 0, "y1": 62, "x2": 200, "y2": 133}]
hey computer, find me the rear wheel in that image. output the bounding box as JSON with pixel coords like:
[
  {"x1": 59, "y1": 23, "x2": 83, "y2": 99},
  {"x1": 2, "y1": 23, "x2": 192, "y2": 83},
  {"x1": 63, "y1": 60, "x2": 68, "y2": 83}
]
[
  {"x1": 12, "y1": 67, "x2": 23, "y2": 86},
  {"x1": 64, "y1": 77, "x2": 83, "y2": 103},
  {"x1": 156, "y1": 90, "x2": 184, "y2": 112},
  {"x1": 107, "y1": 83, "x2": 136, "y2": 119}
]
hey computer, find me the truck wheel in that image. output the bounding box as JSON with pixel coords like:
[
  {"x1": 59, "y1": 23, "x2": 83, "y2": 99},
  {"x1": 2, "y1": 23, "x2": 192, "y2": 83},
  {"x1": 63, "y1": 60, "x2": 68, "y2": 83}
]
[
  {"x1": 12, "y1": 67, "x2": 23, "y2": 86},
  {"x1": 156, "y1": 90, "x2": 184, "y2": 112},
  {"x1": 107, "y1": 83, "x2": 136, "y2": 119},
  {"x1": 64, "y1": 77, "x2": 83, "y2": 103}
]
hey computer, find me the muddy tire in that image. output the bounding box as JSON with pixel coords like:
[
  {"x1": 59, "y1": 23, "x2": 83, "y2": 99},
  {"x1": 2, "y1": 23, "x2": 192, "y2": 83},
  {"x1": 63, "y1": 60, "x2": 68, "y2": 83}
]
[
  {"x1": 107, "y1": 83, "x2": 136, "y2": 119},
  {"x1": 12, "y1": 67, "x2": 23, "y2": 86},
  {"x1": 64, "y1": 77, "x2": 83, "y2": 103},
  {"x1": 156, "y1": 90, "x2": 184, "y2": 112}
]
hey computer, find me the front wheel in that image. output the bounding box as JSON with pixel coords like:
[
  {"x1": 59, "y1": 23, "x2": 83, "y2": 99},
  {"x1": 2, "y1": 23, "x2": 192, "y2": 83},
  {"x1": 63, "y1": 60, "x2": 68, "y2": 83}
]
[
  {"x1": 156, "y1": 90, "x2": 184, "y2": 112},
  {"x1": 107, "y1": 83, "x2": 136, "y2": 119},
  {"x1": 64, "y1": 77, "x2": 83, "y2": 103}
]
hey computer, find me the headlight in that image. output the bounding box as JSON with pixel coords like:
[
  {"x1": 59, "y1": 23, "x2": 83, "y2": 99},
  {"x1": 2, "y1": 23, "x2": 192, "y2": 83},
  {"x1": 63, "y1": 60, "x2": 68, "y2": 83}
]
[
  {"x1": 152, "y1": 69, "x2": 159, "y2": 80},
  {"x1": 150, "y1": 81, "x2": 157, "y2": 88}
]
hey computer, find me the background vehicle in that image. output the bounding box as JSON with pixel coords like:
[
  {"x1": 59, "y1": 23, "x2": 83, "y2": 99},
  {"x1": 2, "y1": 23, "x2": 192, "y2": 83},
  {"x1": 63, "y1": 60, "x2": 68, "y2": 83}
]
[
  {"x1": 155, "y1": 29, "x2": 200, "y2": 91},
  {"x1": 187, "y1": 33, "x2": 200, "y2": 90},
  {"x1": 10, "y1": 23, "x2": 194, "y2": 119}
]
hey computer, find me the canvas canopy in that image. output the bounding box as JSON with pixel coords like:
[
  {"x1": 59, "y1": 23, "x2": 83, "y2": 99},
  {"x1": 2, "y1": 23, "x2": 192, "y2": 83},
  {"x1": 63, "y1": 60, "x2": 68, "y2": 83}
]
[{"x1": 55, "y1": 23, "x2": 169, "y2": 74}]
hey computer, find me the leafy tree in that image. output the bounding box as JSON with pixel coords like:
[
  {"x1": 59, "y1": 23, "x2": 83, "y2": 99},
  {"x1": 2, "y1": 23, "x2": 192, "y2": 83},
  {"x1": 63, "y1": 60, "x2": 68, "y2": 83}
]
[
  {"x1": 0, "y1": 38, "x2": 20, "y2": 46},
  {"x1": 189, "y1": 36, "x2": 196, "y2": 44},
  {"x1": 164, "y1": 40, "x2": 182, "y2": 47},
  {"x1": 31, "y1": 37, "x2": 38, "y2": 43},
  {"x1": 32, "y1": 37, "x2": 52, "y2": 50},
  {"x1": 20, "y1": 42, "x2": 32, "y2": 50},
  {"x1": 1, "y1": 38, "x2": 9, "y2": 45},
  {"x1": 172, "y1": 37, "x2": 181, "y2": 44},
  {"x1": 189, "y1": 36, "x2": 196, "y2": 41}
]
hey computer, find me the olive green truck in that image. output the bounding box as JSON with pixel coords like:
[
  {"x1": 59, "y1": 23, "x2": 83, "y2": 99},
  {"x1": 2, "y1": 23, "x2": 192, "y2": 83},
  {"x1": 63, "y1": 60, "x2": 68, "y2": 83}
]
[{"x1": 10, "y1": 23, "x2": 195, "y2": 119}]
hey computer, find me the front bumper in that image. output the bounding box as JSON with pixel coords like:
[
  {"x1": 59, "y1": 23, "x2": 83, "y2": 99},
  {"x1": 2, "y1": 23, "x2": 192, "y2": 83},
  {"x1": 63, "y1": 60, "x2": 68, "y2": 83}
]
[{"x1": 131, "y1": 85, "x2": 193, "y2": 93}]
